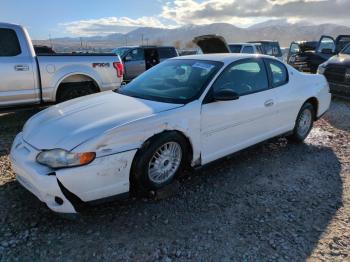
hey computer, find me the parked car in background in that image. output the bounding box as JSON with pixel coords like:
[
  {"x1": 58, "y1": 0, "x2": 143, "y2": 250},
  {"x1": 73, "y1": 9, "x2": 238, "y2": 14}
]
[
  {"x1": 113, "y1": 46, "x2": 178, "y2": 81},
  {"x1": 228, "y1": 43, "x2": 264, "y2": 54},
  {"x1": 193, "y1": 35, "x2": 281, "y2": 59},
  {"x1": 288, "y1": 35, "x2": 350, "y2": 73},
  {"x1": 11, "y1": 53, "x2": 331, "y2": 215},
  {"x1": 33, "y1": 45, "x2": 56, "y2": 54},
  {"x1": 318, "y1": 43, "x2": 350, "y2": 98},
  {"x1": 248, "y1": 41, "x2": 283, "y2": 60},
  {"x1": 0, "y1": 22, "x2": 123, "y2": 108}
]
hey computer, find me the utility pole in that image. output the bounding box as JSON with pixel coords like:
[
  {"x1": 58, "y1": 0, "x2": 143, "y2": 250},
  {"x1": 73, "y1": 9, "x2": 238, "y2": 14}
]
[
  {"x1": 125, "y1": 35, "x2": 128, "y2": 46},
  {"x1": 49, "y1": 33, "x2": 53, "y2": 48},
  {"x1": 141, "y1": 34, "x2": 144, "y2": 45}
]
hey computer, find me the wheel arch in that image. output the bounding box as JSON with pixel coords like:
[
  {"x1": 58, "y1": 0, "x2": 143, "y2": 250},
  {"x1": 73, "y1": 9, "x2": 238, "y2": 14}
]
[
  {"x1": 304, "y1": 97, "x2": 319, "y2": 119},
  {"x1": 55, "y1": 73, "x2": 101, "y2": 101}
]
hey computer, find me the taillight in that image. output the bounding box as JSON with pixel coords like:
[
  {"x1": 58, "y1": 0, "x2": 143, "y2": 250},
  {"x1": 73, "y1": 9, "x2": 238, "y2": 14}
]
[{"x1": 113, "y1": 62, "x2": 124, "y2": 78}]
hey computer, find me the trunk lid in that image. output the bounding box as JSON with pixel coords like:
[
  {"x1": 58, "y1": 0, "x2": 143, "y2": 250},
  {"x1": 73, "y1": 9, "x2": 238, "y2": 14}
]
[{"x1": 193, "y1": 35, "x2": 231, "y2": 54}]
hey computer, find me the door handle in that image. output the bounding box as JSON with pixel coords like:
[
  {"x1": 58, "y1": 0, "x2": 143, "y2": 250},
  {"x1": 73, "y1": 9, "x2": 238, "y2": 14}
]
[
  {"x1": 264, "y1": 99, "x2": 274, "y2": 107},
  {"x1": 14, "y1": 65, "x2": 29, "y2": 71}
]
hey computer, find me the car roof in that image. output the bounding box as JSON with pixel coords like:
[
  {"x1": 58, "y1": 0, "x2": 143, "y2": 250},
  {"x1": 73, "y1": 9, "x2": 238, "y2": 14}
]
[
  {"x1": 115, "y1": 45, "x2": 175, "y2": 49},
  {"x1": 172, "y1": 53, "x2": 278, "y2": 63}
]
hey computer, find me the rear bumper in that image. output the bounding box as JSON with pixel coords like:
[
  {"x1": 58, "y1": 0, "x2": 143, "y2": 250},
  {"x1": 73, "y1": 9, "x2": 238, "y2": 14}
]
[{"x1": 10, "y1": 133, "x2": 77, "y2": 214}]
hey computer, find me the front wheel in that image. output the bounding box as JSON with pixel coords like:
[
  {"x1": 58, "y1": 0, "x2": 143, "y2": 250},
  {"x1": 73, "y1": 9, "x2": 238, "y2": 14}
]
[
  {"x1": 131, "y1": 132, "x2": 189, "y2": 195},
  {"x1": 288, "y1": 102, "x2": 315, "y2": 143}
]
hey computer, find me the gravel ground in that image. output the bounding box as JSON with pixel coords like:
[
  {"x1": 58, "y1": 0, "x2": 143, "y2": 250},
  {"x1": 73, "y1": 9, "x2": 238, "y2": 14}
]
[{"x1": 0, "y1": 98, "x2": 349, "y2": 262}]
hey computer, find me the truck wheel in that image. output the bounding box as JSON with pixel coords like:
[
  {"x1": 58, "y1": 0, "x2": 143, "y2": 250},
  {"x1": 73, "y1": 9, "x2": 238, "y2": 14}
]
[
  {"x1": 57, "y1": 82, "x2": 97, "y2": 103},
  {"x1": 131, "y1": 132, "x2": 189, "y2": 196},
  {"x1": 288, "y1": 102, "x2": 315, "y2": 143}
]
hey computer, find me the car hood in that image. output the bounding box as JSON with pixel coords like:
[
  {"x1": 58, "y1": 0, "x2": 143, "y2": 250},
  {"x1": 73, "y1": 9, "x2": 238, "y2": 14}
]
[
  {"x1": 23, "y1": 91, "x2": 183, "y2": 150},
  {"x1": 327, "y1": 54, "x2": 350, "y2": 66}
]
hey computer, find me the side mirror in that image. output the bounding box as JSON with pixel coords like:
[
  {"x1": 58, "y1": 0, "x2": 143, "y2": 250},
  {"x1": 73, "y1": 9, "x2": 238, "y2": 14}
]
[
  {"x1": 213, "y1": 89, "x2": 239, "y2": 101},
  {"x1": 124, "y1": 55, "x2": 132, "y2": 62},
  {"x1": 321, "y1": 48, "x2": 334, "y2": 55}
]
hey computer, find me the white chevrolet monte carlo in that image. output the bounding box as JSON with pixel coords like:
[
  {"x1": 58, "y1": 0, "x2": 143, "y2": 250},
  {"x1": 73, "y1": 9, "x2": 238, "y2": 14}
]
[{"x1": 10, "y1": 53, "x2": 331, "y2": 215}]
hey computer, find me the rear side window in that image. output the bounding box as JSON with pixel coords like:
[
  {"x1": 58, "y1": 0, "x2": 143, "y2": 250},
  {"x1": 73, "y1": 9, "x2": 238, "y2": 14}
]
[
  {"x1": 0, "y1": 28, "x2": 21, "y2": 56},
  {"x1": 266, "y1": 59, "x2": 288, "y2": 87},
  {"x1": 157, "y1": 47, "x2": 177, "y2": 59},
  {"x1": 213, "y1": 59, "x2": 269, "y2": 96},
  {"x1": 242, "y1": 46, "x2": 254, "y2": 54}
]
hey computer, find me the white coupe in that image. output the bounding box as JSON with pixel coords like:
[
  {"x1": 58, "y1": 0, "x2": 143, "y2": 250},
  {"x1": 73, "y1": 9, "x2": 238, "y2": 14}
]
[{"x1": 10, "y1": 54, "x2": 331, "y2": 215}]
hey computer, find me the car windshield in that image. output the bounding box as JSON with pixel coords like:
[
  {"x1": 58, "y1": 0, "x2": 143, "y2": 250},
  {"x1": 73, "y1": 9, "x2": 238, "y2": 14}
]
[
  {"x1": 229, "y1": 44, "x2": 242, "y2": 53},
  {"x1": 341, "y1": 44, "x2": 350, "y2": 55},
  {"x1": 113, "y1": 47, "x2": 131, "y2": 57},
  {"x1": 116, "y1": 59, "x2": 223, "y2": 104}
]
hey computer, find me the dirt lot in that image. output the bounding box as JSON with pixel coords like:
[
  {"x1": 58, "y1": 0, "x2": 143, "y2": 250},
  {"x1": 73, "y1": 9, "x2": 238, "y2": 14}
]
[{"x1": 0, "y1": 98, "x2": 349, "y2": 262}]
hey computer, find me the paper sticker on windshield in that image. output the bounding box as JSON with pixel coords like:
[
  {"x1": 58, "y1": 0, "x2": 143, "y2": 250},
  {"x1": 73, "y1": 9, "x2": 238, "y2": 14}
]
[{"x1": 192, "y1": 62, "x2": 215, "y2": 71}]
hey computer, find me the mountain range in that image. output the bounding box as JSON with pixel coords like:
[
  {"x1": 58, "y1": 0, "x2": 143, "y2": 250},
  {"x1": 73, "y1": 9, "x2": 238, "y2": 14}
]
[{"x1": 33, "y1": 19, "x2": 350, "y2": 52}]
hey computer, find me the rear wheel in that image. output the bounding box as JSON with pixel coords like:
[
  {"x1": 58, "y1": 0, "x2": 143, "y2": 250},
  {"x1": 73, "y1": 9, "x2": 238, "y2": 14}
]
[
  {"x1": 57, "y1": 82, "x2": 97, "y2": 103},
  {"x1": 131, "y1": 132, "x2": 189, "y2": 195},
  {"x1": 288, "y1": 102, "x2": 314, "y2": 142}
]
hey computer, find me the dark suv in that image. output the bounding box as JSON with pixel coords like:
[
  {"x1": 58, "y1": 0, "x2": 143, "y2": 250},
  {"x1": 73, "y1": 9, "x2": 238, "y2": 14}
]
[
  {"x1": 288, "y1": 35, "x2": 350, "y2": 73},
  {"x1": 113, "y1": 46, "x2": 178, "y2": 81},
  {"x1": 318, "y1": 43, "x2": 350, "y2": 97}
]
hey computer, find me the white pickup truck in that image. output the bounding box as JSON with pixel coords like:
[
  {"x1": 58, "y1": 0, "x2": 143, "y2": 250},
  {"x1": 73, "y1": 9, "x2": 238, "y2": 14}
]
[{"x1": 0, "y1": 22, "x2": 124, "y2": 108}]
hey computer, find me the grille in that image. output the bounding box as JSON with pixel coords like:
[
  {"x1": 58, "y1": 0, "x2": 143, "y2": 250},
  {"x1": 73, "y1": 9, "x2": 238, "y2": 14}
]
[{"x1": 324, "y1": 65, "x2": 349, "y2": 85}]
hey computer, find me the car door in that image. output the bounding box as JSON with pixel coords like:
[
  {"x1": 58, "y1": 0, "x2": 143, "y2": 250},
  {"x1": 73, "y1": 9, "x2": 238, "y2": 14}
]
[
  {"x1": 263, "y1": 58, "x2": 296, "y2": 132},
  {"x1": 316, "y1": 36, "x2": 336, "y2": 62},
  {"x1": 0, "y1": 27, "x2": 37, "y2": 107},
  {"x1": 200, "y1": 58, "x2": 278, "y2": 164},
  {"x1": 123, "y1": 48, "x2": 145, "y2": 80}
]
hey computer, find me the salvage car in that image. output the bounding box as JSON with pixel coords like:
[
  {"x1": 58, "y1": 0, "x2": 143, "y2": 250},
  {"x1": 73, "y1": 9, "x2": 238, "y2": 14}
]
[
  {"x1": 11, "y1": 54, "x2": 331, "y2": 215},
  {"x1": 288, "y1": 35, "x2": 350, "y2": 73},
  {"x1": 318, "y1": 43, "x2": 350, "y2": 97},
  {"x1": 0, "y1": 22, "x2": 123, "y2": 108}
]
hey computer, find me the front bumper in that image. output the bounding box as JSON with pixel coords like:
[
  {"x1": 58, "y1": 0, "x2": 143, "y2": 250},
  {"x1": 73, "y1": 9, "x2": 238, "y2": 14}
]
[
  {"x1": 10, "y1": 133, "x2": 77, "y2": 214},
  {"x1": 329, "y1": 82, "x2": 350, "y2": 98},
  {"x1": 10, "y1": 133, "x2": 137, "y2": 214}
]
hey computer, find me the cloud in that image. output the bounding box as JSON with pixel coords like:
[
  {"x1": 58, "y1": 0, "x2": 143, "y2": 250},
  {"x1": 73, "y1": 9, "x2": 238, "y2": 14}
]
[
  {"x1": 61, "y1": 16, "x2": 166, "y2": 36},
  {"x1": 60, "y1": 0, "x2": 350, "y2": 36},
  {"x1": 161, "y1": 0, "x2": 350, "y2": 26}
]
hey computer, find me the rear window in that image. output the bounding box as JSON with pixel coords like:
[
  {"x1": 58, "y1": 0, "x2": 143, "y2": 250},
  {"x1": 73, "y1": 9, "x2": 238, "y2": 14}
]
[
  {"x1": 229, "y1": 44, "x2": 242, "y2": 53},
  {"x1": 157, "y1": 47, "x2": 177, "y2": 59},
  {"x1": 0, "y1": 28, "x2": 21, "y2": 56},
  {"x1": 262, "y1": 42, "x2": 282, "y2": 57},
  {"x1": 242, "y1": 46, "x2": 254, "y2": 54}
]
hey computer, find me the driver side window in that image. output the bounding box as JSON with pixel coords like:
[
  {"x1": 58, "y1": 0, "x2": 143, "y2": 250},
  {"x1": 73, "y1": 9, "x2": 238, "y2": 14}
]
[
  {"x1": 128, "y1": 48, "x2": 144, "y2": 61},
  {"x1": 212, "y1": 59, "x2": 269, "y2": 96}
]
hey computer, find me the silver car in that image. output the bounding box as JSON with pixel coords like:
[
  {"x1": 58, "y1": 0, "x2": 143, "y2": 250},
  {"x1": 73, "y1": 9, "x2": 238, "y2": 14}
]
[{"x1": 113, "y1": 46, "x2": 178, "y2": 81}]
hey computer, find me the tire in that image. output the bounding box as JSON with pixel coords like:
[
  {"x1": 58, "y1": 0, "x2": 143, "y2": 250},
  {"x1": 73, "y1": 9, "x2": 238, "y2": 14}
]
[
  {"x1": 131, "y1": 132, "x2": 189, "y2": 195},
  {"x1": 57, "y1": 82, "x2": 97, "y2": 103},
  {"x1": 288, "y1": 102, "x2": 315, "y2": 143}
]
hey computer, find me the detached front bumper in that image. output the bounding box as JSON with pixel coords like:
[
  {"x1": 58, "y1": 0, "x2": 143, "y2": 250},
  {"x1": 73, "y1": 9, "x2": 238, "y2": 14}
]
[
  {"x1": 10, "y1": 133, "x2": 77, "y2": 214},
  {"x1": 10, "y1": 133, "x2": 137, "y2": 215}
]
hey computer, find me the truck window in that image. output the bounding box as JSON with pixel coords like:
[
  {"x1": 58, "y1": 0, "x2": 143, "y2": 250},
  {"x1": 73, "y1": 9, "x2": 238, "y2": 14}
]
[
  {"x1": 0, "y1": 28, "x2": 21, "y2": 56},
  {"x1": 290, "y1": 43, "x2": 300, "y2": 54},
  {"x1": 157, "y1": 47, "x2": 177, "y2": 59},
  {"x1": 317, "y1": 37, "x2": 335, "y2": 53}
]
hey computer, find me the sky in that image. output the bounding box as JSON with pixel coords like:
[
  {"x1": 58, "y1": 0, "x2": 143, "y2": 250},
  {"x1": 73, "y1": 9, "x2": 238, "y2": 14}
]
[{"x1": 1, "y1": 0, "x2": 349, "y2": 39}]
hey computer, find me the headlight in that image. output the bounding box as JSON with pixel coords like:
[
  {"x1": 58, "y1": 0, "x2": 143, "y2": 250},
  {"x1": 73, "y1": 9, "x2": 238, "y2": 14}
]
[
  {"x1": 317, "y1": 64, "x2": 327, "y2": 74},
  {"x1": 36, "y1": 149, "x2": 96, "y2": 169}
]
